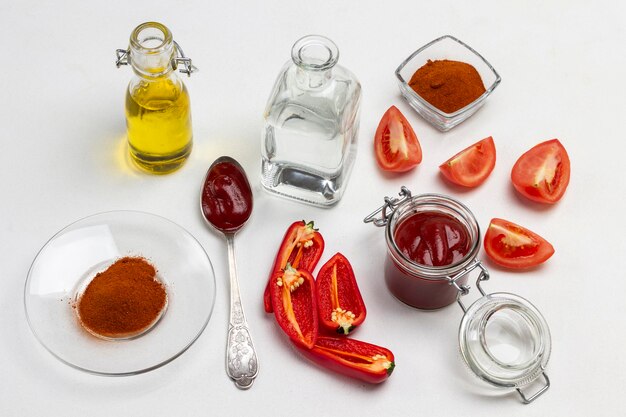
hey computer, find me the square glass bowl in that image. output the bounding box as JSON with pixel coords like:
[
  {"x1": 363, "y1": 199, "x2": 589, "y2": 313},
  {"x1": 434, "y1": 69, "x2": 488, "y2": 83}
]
[{"x1": 395, "y1": 35, "x2": 501, "y2": 131}]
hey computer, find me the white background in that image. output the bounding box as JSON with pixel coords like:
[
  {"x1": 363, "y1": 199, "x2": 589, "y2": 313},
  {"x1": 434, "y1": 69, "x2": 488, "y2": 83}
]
[{"x1": 1, "y1": 1, "x2": 624, "y2": 415}]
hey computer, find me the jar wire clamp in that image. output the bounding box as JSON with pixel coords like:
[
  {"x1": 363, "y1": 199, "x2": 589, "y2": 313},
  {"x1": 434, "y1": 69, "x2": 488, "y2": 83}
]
[{"x1": 363, "y1": 186, "x2": 412, "y2": 227}]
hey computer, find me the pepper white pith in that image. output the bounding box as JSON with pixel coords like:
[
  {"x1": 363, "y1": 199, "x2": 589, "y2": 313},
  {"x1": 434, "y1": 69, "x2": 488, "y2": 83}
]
[
  {"x1": 276, "y1": 264, "x2": 305, "y2": 292},
  {"x1": 331, "y1": 307, "x2": 356, "y2": 335}
]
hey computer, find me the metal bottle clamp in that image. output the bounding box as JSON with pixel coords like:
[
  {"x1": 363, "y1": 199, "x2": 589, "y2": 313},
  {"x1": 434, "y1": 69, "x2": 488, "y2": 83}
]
[
  {"x1": 115, "y1": 40, "x2": 198, "y2": 76},
  {"x1": 364, "y1": 186, "x2": 550, "y2": 404}
]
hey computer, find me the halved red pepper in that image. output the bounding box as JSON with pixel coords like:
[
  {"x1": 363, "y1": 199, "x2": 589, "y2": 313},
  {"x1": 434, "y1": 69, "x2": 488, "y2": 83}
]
[
  {"x1": 264, "y1": 220, "x2": 325, "y2": 313},
  {"x1": 271, "y1": 264, "x2": 318, "y2": 349},
  {"x1": 316, "y1": 253, "x2": 366, "y2": 335},
  {"x1": 298, "y1": 336, "x2": 395, "y2": 384}
]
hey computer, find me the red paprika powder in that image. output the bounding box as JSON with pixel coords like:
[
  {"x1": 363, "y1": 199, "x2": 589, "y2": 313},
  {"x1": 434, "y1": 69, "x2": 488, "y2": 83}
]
[
  {"x1": 409, "y1": 59, "x2": 486, "y2": 113},
  {"x1": 76, "y1": 256, "x2": 167, "y2": 339}
]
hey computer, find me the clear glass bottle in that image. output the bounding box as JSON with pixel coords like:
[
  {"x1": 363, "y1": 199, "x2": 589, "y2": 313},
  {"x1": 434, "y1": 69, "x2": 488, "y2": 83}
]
[
  {"x1": 261, "y1": 35, "x2": 361, "y2": 206},
  {"x1": 116, "y1": 22, "x2": 196, "y2": 174}
]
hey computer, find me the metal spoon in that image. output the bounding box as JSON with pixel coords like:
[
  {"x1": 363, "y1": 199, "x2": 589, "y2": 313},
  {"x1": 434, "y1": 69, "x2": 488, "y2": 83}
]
[{"x1": 201, "y1": 156, "x2": 258, "y2": 389}]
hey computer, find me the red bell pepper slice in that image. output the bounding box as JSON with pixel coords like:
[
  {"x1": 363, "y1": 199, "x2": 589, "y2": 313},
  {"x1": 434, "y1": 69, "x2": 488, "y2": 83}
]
[
  {"x1": 299, "y1": 336, "x2": 395, "y2": 384},
  {"x1": 264, "y1": 221, "x2": 325, "y2": 313},
  {"x1": 271, "y1": 265, "x2": 318, "y2": 349},
  {"x1": 316, "y1": 253, "x2": 366, "y2": 335}
]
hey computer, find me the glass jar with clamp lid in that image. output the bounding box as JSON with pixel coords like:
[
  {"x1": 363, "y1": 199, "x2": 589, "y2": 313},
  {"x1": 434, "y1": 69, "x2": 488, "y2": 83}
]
[{"x1": 364, "y1": 187, "x2": 551, "y2": 403}]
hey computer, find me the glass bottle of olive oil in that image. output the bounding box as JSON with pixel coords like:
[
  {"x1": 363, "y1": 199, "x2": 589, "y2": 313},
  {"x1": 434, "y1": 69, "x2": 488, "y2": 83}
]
[{"x1": 118, "y1": 22, "x2": 196, "y2": 174}]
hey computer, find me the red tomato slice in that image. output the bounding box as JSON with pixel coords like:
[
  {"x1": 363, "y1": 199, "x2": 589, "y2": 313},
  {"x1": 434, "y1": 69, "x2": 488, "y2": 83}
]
[
  {"x1": 511, "y1": 139, "x2": 570, "y2": 204},
  {"x1": 484, "y1": 218, "x2": 555, "y2": 269},
  {"x1": 439, "y1": 136, "x2": 496, "y2": 187},
  {"x1": 374, "y1": 106, "x2": 422, "y2": 172}
]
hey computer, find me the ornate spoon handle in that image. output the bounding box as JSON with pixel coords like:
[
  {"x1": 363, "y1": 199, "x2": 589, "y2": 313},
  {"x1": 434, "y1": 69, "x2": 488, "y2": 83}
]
[{"x1": 225, "y1": 234, "x2": 258, "y2": 389}]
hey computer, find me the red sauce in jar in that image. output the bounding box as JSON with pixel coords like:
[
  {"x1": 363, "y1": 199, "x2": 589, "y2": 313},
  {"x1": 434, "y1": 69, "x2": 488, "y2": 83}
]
[
  {"x1": 394, "y1": 211, "x2": 471, "y2": 267},
  {"x1": 385, "y1": 211, "x2": 472, "y2": 309}
]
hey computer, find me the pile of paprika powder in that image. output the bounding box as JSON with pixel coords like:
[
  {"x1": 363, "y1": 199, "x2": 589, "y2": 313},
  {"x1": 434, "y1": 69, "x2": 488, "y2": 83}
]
[
  {"x1": 409, "y1": 59, "x2": 486, "y2": 113},
  {"x1": 76, "y1": 256, "x2": 167, "y2": 339}
]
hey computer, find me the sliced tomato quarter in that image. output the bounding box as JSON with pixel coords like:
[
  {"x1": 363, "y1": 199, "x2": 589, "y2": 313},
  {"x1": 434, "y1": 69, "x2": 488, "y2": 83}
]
[
  {"x1": 511, "y1": 139, "x2": 571, "y2": 204},
  {"x1": 374, "y1": 106, "x2": 422, "y2": 172},
  {"x1": 484, "y1": 218, "x2": 555, "y2": 269},
  {"x1": 439, "y1": 136, "x2": 496, "y2": 187}
]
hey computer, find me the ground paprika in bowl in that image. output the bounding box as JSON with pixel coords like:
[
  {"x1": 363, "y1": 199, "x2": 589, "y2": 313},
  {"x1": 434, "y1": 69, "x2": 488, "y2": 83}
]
[
  {"x1": 408, "y1": 59, "x2": 486, "y2": 114},
  {"x1": 395, "y1": 35, "x2": 501, "y2": 131}
]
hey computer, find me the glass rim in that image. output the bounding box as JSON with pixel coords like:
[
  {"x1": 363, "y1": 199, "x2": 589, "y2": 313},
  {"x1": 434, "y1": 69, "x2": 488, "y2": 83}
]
[
  {"x1": 130, "y1": 21, "x2": 173, "y2": 54},
  {"x1": 291, "y1": 34, "x2": 339, "y2": 72}
]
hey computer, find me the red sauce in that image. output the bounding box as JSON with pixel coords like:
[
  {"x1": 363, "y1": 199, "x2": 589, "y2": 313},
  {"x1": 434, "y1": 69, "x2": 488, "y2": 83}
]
[
  {"x1": 201, "y1": 157, "x2": 253, "y2": 233},
  {"x1": 385, "y1": 211, "x2": 472, "y2": 310},
  {"x1": 394, "y1": 211, "x2": 471, "y2": 266}
]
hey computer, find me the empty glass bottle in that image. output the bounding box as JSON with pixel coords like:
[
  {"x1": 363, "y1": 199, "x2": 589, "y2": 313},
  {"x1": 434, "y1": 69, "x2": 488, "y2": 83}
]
[
  {"x1": 261, "y1": 35, "x2": 361, "y2": 206},
  {"x1": 116, "y1": 22, "x2": 197, "y2": 174}
]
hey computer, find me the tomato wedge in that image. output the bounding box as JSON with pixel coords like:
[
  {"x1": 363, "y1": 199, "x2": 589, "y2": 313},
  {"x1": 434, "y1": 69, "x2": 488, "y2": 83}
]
[
  {"x1": 484, "y1": 218, "x2": 555, "y2": 269},
  {"x1": 439, "y1": 136, "x2": 496, "y2": 187},
  {"x1": 374, "y1": 106, "x2": 422, "y2": 172},
  {"x1": 511, "y1": 139, "x2": 570, "y2": 204}
]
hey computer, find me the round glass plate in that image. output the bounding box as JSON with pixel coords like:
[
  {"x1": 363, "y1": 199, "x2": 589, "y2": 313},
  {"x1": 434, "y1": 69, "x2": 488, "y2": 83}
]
[{"x1": 24, "y1": 211, "x2": 216, "y2": 376}]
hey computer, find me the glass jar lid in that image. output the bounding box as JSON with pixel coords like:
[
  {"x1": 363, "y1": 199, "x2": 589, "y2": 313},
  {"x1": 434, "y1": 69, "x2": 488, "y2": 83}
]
[{"x1": 458, "y1": 292, "x2": 551, "y2": 389}]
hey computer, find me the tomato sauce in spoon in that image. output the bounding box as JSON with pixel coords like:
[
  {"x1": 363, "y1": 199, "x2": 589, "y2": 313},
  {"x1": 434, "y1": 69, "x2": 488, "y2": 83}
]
[
  {"x1": 201, "y1": 157, "x2": 253, "y2": 233},
  {"x1": 200, "y1": 156, "x2": 258, "y2": 389}
]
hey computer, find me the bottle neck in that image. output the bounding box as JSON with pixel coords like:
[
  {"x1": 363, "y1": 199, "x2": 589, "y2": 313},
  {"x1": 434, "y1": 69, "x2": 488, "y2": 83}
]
[
  {"x1": 291, "y1": 35, "x2": 339, "y2": 90},
  {"x1": 295, "y1": 67, "x2": 332, "y2": 89},
  {"x1": 129, "y1": 22, "x2": 176, "y2": 78}
]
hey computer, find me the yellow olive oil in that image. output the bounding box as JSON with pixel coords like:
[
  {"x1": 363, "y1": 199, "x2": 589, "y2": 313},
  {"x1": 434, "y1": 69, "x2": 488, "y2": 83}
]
[{"x1": 125, "y1": 77, "x2": 192, "y2": 174}]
